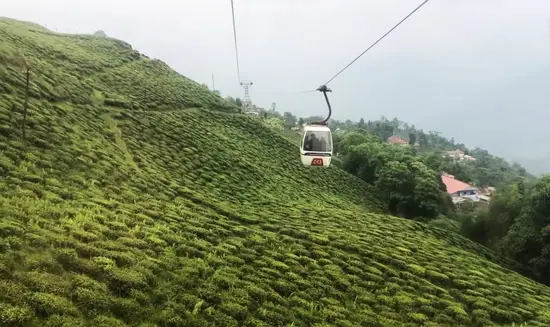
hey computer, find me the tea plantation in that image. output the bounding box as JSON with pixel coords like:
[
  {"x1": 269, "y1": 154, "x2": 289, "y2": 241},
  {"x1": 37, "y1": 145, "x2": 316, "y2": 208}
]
[{"x1": 1, "y1": 16, "x2": 550, "y2": 327}]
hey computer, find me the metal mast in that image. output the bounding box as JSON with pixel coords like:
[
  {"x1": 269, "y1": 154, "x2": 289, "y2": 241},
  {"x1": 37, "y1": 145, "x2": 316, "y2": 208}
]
[{"x1": 240, "y1": 80, "x2": 253, "y2": 111}]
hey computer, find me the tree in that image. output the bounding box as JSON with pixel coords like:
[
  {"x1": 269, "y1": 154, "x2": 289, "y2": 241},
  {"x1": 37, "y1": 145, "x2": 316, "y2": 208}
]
[
  {"x1": 422, "y1": 151, "x2": 443, "y2": 172},
  {"x1": 390, "y1": 117, "x2": 400, "y2": 130},
  {"x1": 372, "y1": 121, "x2": 394, "y2": 142},
  {"x1": 376, "y1": 161, "x2": 414, "y2": 216},
  {"x1": 235, "y1": 98, "x2": 243, "y2": 107},
  {"x1": 282, "y1": 112, "x2": 297, "y2": 130},
  {"x1": 409, "y1": 133, "x2": 417, "y2": 145},
  {"x1": 336, "y1": 129, "x2": 447, "y2": 220},
  {"x1": 343, "y1": 142, "x2": 382, "y2": 184},
  {"x1": 417, "y1": 132, "x2": 428, "y2": 147},
  {"x1": 298, "y1": 117, "x2": 304, "y2": 127},
  {"x1": 409, "y1": 161, "x2": 445, "y2": 219},
  {"x1": 499, "y1": 176, "x2": 550, "y2": 282},
  {"x1": 339, "y1": 131, "x2": 378, "y2": 156},
  {"x1": 375, "y1": 159, "x2": 445, "y2": 219},
  {"x1": 358, "y1": 118, "x2": 365, "y2": 129}
]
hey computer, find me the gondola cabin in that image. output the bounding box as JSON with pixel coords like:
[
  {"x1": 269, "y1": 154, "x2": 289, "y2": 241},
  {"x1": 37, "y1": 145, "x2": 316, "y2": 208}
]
[{"x1": 300, "y1": 124, "x2": 333, "y2": 167}]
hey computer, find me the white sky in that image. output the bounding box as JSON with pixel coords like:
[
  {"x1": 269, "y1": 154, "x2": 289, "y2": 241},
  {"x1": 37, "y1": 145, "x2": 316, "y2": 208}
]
[{"x1": 3, "y1": 0, "x2": 550, "y2": 164}]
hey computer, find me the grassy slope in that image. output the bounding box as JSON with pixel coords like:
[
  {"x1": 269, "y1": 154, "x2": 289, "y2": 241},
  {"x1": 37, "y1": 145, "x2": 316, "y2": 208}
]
[{"x1": 1, "y1": 16, "x2": 550, "y2": 327}]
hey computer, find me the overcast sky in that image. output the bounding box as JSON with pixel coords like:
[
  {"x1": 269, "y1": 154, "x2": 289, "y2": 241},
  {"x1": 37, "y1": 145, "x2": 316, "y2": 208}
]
[{"x1": 3, "y1": 0, "x2": 550, "y2": 168}]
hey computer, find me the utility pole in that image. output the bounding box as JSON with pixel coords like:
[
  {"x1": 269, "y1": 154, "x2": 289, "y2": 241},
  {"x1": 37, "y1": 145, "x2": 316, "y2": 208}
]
[
  {"x1": 211, "y1": 73, "x2": 216, "y2": 91},
  {"x1": 240, "y1": 80, "x2": 253, "y2": 112}
]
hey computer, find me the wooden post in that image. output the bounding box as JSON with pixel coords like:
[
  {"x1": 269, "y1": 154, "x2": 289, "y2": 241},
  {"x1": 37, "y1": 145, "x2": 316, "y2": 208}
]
[{"x1": 22, "y1": 68, "x2": 30, "y2": 139}]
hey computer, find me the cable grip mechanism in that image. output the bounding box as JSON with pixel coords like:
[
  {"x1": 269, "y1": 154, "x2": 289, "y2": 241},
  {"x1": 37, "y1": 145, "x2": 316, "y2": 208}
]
[{"x1": 311, "y1": 85, "x2": 332, "y2": 126}]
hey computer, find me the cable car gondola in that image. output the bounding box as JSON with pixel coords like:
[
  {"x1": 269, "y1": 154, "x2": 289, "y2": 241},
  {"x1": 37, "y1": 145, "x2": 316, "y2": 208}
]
[{"x1": 300, "y1": 85, "x2": 333, "y2": 167}]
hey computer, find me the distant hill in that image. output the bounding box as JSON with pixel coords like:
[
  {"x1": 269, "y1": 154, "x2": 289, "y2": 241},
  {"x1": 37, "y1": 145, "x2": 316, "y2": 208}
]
[{"x1": 1, "y1": 16, "x2": 550, "y2": 327}]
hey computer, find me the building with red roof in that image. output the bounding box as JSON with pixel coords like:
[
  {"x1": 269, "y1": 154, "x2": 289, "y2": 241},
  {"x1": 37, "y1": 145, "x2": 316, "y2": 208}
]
[
  {"x1": 441, "y1": 173, "x2": 482, "y2": 204},
  {"x1": 387, "y1": 135, "x2": 408, "y2": 145}
]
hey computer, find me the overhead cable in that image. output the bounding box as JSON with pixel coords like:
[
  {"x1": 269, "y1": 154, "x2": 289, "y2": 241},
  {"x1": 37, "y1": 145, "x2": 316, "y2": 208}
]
[
  {"x1": 322, "y1": 0, "x2": 430, "y2": 86},
  {"x1": 230, "y1": 0, "x2": 242, "y2": 83}
]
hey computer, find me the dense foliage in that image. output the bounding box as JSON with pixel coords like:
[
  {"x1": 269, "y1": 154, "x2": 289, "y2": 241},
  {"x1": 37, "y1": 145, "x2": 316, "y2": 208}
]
[
  {"x1": 457, "y1": 176, "x2": 550, "y2": 284},
  {"x1": 1, "y1": 16, "x2": 550, "y2": 327},
  {"x1": 330, "y1": 117, "x2": 532, "y2": 188},
  {"x1": 331, "y1": 130, "x2": 450, "y2": 220}
]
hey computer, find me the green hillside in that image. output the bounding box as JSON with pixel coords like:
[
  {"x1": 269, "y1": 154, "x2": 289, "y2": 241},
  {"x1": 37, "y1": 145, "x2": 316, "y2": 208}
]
[{"x1": 1, "y1": 16, "x2": 550, "y2": 327}]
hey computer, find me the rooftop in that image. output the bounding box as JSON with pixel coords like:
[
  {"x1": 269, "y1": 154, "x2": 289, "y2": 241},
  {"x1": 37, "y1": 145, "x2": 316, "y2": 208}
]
[
  {"x1": 388, "y1": 135, "x2": 408, "y2": 145},
  {"x1": 441, "y1": 174, "x2": 476, "y2": 194}
]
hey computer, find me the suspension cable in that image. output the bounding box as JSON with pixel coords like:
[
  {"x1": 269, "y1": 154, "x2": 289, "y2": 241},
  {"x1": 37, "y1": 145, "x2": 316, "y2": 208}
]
[
  {"x1": 230, "y1": 0, "x2": 242, "y2": 83},
  {"x1": 227, "y1": 0, "x2": 430, "y2": 122},
  {"x1": 322, "y1": 0, "x2": 430, "y2": 86}
]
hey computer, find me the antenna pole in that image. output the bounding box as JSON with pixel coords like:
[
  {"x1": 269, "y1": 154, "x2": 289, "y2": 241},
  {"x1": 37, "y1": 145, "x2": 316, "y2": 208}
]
[{"x1": 212, "y1": 73, "x2": 216, "y2": 91}]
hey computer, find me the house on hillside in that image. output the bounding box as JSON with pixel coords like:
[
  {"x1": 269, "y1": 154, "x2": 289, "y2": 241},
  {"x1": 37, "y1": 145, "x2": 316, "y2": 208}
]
[
  {"x1": 445, "y1": 149, "x2": 476, "y2": 161},
  {"x1": 441, "y1": 173, "x2": 490, "y2": 205},
  {"x1": 478, "y1": 186, "x2": 496, "y2": 198},
  {"x1": 482, "y1": 186, "x2": 496, "y2": 196},
  {"x1": 387, "y1": 135, "x2": 408, "y2": 145}
]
